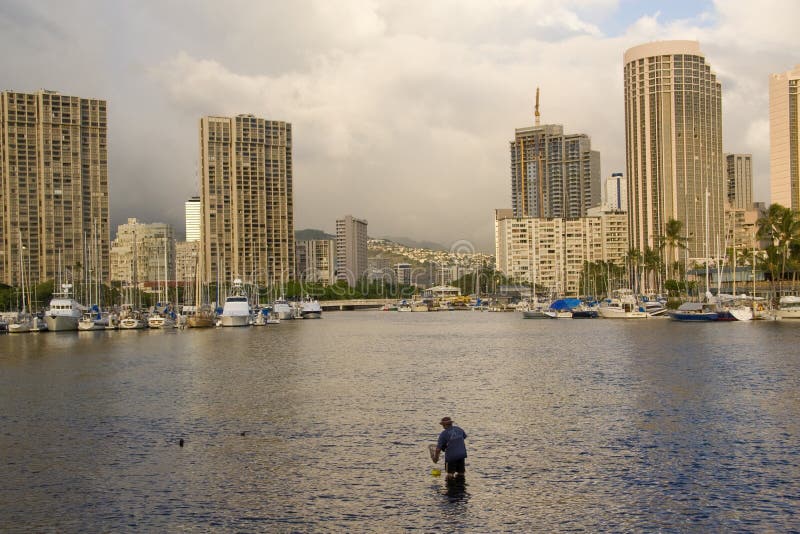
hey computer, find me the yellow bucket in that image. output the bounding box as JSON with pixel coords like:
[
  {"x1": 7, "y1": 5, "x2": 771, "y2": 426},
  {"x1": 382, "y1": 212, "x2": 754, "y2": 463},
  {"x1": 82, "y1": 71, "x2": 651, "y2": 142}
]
[{"x1": 431, "y1": 468, "x2": 441, "y2": 477}]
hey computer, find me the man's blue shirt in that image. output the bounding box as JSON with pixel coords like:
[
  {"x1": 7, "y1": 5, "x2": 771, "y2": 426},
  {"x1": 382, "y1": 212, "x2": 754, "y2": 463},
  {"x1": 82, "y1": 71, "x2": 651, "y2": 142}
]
[{"x1": 437, "y1": 425, "x2": 467, "y2": 462}]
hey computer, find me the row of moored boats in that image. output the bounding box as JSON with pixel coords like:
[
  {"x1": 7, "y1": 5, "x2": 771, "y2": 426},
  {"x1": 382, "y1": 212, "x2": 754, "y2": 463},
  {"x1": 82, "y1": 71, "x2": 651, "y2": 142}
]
[
  {"x1": 0, "y1": 280, "x2": 323, "y2": 333},
  {"x1": 520, "y1": 290, "x2": 800, "y2": 322}
]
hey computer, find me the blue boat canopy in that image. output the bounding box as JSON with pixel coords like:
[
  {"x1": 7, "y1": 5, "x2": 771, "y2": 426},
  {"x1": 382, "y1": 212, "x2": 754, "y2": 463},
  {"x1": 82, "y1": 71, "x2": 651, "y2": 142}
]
[{"x1": 550, "y1": 298, "x2": 582, "y2": 310}]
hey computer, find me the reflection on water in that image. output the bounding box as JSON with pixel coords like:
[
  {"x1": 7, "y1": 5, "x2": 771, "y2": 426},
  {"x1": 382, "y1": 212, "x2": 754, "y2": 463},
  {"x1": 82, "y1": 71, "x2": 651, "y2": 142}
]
[{"x1": 1, "y1": 313, "x2": 799, "y2": 531}]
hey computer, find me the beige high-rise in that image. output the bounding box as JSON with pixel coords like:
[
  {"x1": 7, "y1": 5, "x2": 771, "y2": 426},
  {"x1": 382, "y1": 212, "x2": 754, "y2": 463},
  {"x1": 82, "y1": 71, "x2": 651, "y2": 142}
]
[
  {"x1": 510, "y1": 124, "x2": 600, "y2": 218},
  {"x1": 725, "y1": 154, "x2": 753, "y2": 210},
  {"x1": 0, "y1": 90, "x2": 109, "y2": 287},
  {"x1": 336, "y1": 215, "x2": 368, "y2": 287},
  {"x1": 199, "y1": 115, "x2": 294, "y2": 287},
  {"x1": 769, "y1": 65, "x2": 800, "y2": 209},
  {"x1": 624, "y1": 41, "x2": 724, "y2": 261}
]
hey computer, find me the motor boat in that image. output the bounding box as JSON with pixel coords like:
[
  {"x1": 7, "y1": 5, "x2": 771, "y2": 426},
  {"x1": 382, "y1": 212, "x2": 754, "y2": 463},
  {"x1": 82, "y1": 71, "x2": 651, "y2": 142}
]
[{"x1": 45, "y1": 284, "x2": 84, "y2": 331}]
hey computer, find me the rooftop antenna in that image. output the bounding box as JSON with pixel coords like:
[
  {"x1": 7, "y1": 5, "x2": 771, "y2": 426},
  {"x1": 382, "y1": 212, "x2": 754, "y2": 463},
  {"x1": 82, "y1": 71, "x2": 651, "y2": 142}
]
[{"x1": 534, "y1": 87, "x2": 541, "y2": 127}]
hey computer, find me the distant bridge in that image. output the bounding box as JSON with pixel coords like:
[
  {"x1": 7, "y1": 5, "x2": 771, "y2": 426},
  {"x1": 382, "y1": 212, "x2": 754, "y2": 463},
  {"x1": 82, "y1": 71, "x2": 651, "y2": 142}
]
[{"x1": 319, "y1": 299, "x2": 394, "y2": 311}]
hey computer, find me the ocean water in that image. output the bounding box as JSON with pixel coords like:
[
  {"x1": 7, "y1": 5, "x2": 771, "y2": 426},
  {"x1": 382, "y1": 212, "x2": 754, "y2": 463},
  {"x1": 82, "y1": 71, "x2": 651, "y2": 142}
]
[{"x1": 1, "y1": 312, "x2": 799, "y2": 531}]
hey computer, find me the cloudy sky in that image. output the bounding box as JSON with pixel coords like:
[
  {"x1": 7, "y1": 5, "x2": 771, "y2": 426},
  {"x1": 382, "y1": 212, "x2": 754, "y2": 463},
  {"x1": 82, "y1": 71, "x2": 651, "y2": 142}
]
[{"x1": 2, "y1": 0, "x2": 798, "y2": 251}]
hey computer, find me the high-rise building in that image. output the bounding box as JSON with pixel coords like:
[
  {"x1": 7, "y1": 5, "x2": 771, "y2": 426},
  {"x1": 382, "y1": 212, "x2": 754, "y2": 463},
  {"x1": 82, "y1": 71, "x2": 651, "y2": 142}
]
[
  {"x1": 109, "y1": 218, "x2": 175, "y2": 290},
  {"x1": 335, "y1": 215, "x2": 368, "y2": 286},
  {"x1": 495, "y1": 210, "x2": 628, "y2": 296},
  {"x1": 296, "y1": 239, "x2": 335, "y2": 285},
  {"x1": 725, "y1": 154, "x2": 753, "y2": 209},
  {"x1": 605, "y1": 172, "x2": 627, "y2": 211},
  {"x1": 185, "y1": 196, "x2": 201, "y2": 242},
  {"x1": 510, "y1": 120, "x2": 600, "y2": 218},
  {"x1": 175, "y1": 240, "x2": 200, "y2": 287},
  {"x1": 769, "y1": 65, "x2": 800, "y2": 210},
  {"x1": 0, "y1": 89, "x2": 109, "y2": 286},
  {"x1": 199, "y1": 115, "x2": 294, "y2": 287},
  {"x1": 624, "y1": 41, "x2": 724, "y2": 261}
]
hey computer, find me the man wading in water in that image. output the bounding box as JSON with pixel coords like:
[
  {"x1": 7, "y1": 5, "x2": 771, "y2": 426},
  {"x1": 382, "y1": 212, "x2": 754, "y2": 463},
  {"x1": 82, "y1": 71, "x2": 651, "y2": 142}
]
[{"x1": 434, "y1": 416, "x2": 467, "y2": 480}]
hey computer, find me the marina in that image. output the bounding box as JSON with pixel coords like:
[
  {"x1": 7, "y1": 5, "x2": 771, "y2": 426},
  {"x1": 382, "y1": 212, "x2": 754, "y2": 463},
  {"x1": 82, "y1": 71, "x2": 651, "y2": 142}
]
[{"x1": 1, "y1": 311, "x2": 798, "y2": 531}]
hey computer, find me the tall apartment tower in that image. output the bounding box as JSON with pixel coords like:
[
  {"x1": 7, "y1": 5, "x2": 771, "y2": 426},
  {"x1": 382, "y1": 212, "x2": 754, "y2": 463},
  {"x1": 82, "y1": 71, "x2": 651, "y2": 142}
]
[
  {"x1": 0, "y1": 89, "x2": 109, "y2": 286},
  {"x1": 199, "y1": 115, "x2": 294, "y2": 287},
  {"x1": 335, "y1": 215, "x2": 368, "y2": 287},
  {"x1": 184, "y1": 196, "x2": 201, "y2": 242},
  {"x1": 769, "y1": 65, "x2": 800, "y2": 210},
  {"x1": 510, "y1": 117, "x2": 600, "y2": 218},
  {"x1": 605, "y1": 172, "x2": 627, "y2": 211},
  {"x1": 624, "y1": 41, "x2": 724, "y2": 261},
  {"x1": 725, "y1": 154, "x2": 753, "y2": 209}
]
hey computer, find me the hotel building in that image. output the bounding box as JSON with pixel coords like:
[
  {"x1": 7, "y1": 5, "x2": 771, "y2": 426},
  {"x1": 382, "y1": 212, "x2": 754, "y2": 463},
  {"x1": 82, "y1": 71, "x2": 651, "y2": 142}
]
[
  {"x1": 199, "y1": 115, "x2": 294, "y2": 287},
  {"x1": 0, "y1": 89, "x2": 109, "y2": 286},
  {"x1": 623, "y1": 41, "x2": 724, "y2": 262},
  {"x1": 769, "y1": 65, "x2": 800, "y2": 210}
]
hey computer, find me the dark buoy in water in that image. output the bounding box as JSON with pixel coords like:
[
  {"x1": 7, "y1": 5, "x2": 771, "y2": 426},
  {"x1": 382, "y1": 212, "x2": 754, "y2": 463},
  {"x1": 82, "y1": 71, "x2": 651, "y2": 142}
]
[
  {"x1": 179, "y1": 438, "x2": 184, "y2": 447},
  {"x1": 240, "y1": 431, "x2": 248, "y2": 436}
]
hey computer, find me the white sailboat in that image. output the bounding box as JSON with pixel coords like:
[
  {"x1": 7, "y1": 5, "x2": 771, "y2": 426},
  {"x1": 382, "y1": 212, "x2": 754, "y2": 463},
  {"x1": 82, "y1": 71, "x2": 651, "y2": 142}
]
[
  {"x1": 148, "y1": 237, "x2": 176, "y2": 329},
  {"x1": 8, "y1": 231, "x2": 47, "y2": 333}
]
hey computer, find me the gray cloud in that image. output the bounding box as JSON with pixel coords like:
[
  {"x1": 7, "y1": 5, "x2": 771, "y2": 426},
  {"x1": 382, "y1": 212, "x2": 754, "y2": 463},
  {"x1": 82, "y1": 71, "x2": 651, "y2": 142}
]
[{"x1": 1, "y1": 0, "x2": 797, "y2": 251}]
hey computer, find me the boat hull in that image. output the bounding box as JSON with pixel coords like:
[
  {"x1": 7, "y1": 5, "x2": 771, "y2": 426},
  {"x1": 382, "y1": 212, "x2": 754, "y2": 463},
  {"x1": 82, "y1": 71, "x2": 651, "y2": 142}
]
[
  {"x1": 45, "y1": 314, "x2": 80, "y2": 331},
  {"x1": 147, "y1": 317, "x2": 175, "y2": 329},
  {"x1": 119, "y1": 318, "x2": 146, "y2": 330},
  {"x1": 219, "y1": 315, "x2": 251, "y2": 327},
  {"x1": 78, "y1": 320, "x2": 107, "y2": 331},
  {"x1": 187, "y1": 316, "x2": 215, "y2": 328},
  {"x1": 774, "y1": 309, "x2": 800, "y2": 320},
  {"x1": 522, "y1": 310, "x2": 548, "y2": 319},
  {"x1": 668, "y1": 311, "x2": 719, "y2": 321},
  {"x1": 598, "y1": 307, "x2": 648, "y2": 319},
  {"x1": 301, "y1": 311, "x2": 322, "y2": 319}
]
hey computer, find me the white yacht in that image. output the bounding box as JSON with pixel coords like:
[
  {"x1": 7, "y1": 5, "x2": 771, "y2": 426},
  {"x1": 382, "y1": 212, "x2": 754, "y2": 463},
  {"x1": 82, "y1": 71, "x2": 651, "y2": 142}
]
[
  {"x1": 219, "y1": 279, "x2": 252, "y2": 327},
  {"x1": 272, "y1": 297, "x2": 294, "y2": 320},
  {"x1": 774, "y1": 295, "x2": 800, "y2": 320},
  {"x1": 598, "y1": 290, "x2": 648, "y2": 319},
  {"x1": 45, "y1": 284, "x2": 84, "y2": 331},
  {"x1": 300, "y1": 296, "x2": 322, "y2": 319}
]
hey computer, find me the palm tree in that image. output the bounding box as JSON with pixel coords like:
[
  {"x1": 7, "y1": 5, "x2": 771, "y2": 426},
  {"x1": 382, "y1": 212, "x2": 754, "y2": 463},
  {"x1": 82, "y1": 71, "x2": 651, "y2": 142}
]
[
  {"x1": 757, "y1": 204, "x2": 800, "y2": 295},
  {"x1": 642, "y1": 246, "x2": 662, "y2": 295},
  {"x1": 658, "y1": 218, "x2": 689, "y2": 281},
  {"x1": 625, "y1": 248, "x2": 641, "y2": 293}
]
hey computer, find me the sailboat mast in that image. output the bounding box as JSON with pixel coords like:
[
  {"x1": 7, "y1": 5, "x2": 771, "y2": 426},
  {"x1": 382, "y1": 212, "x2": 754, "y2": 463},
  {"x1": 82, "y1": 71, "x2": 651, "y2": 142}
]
[
  {"x1": 704, "y1": 188, "x2": 710, "y2": 296},
  {"x1": 18, "y1": 230, "x2": 26, "y2": 313}
]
